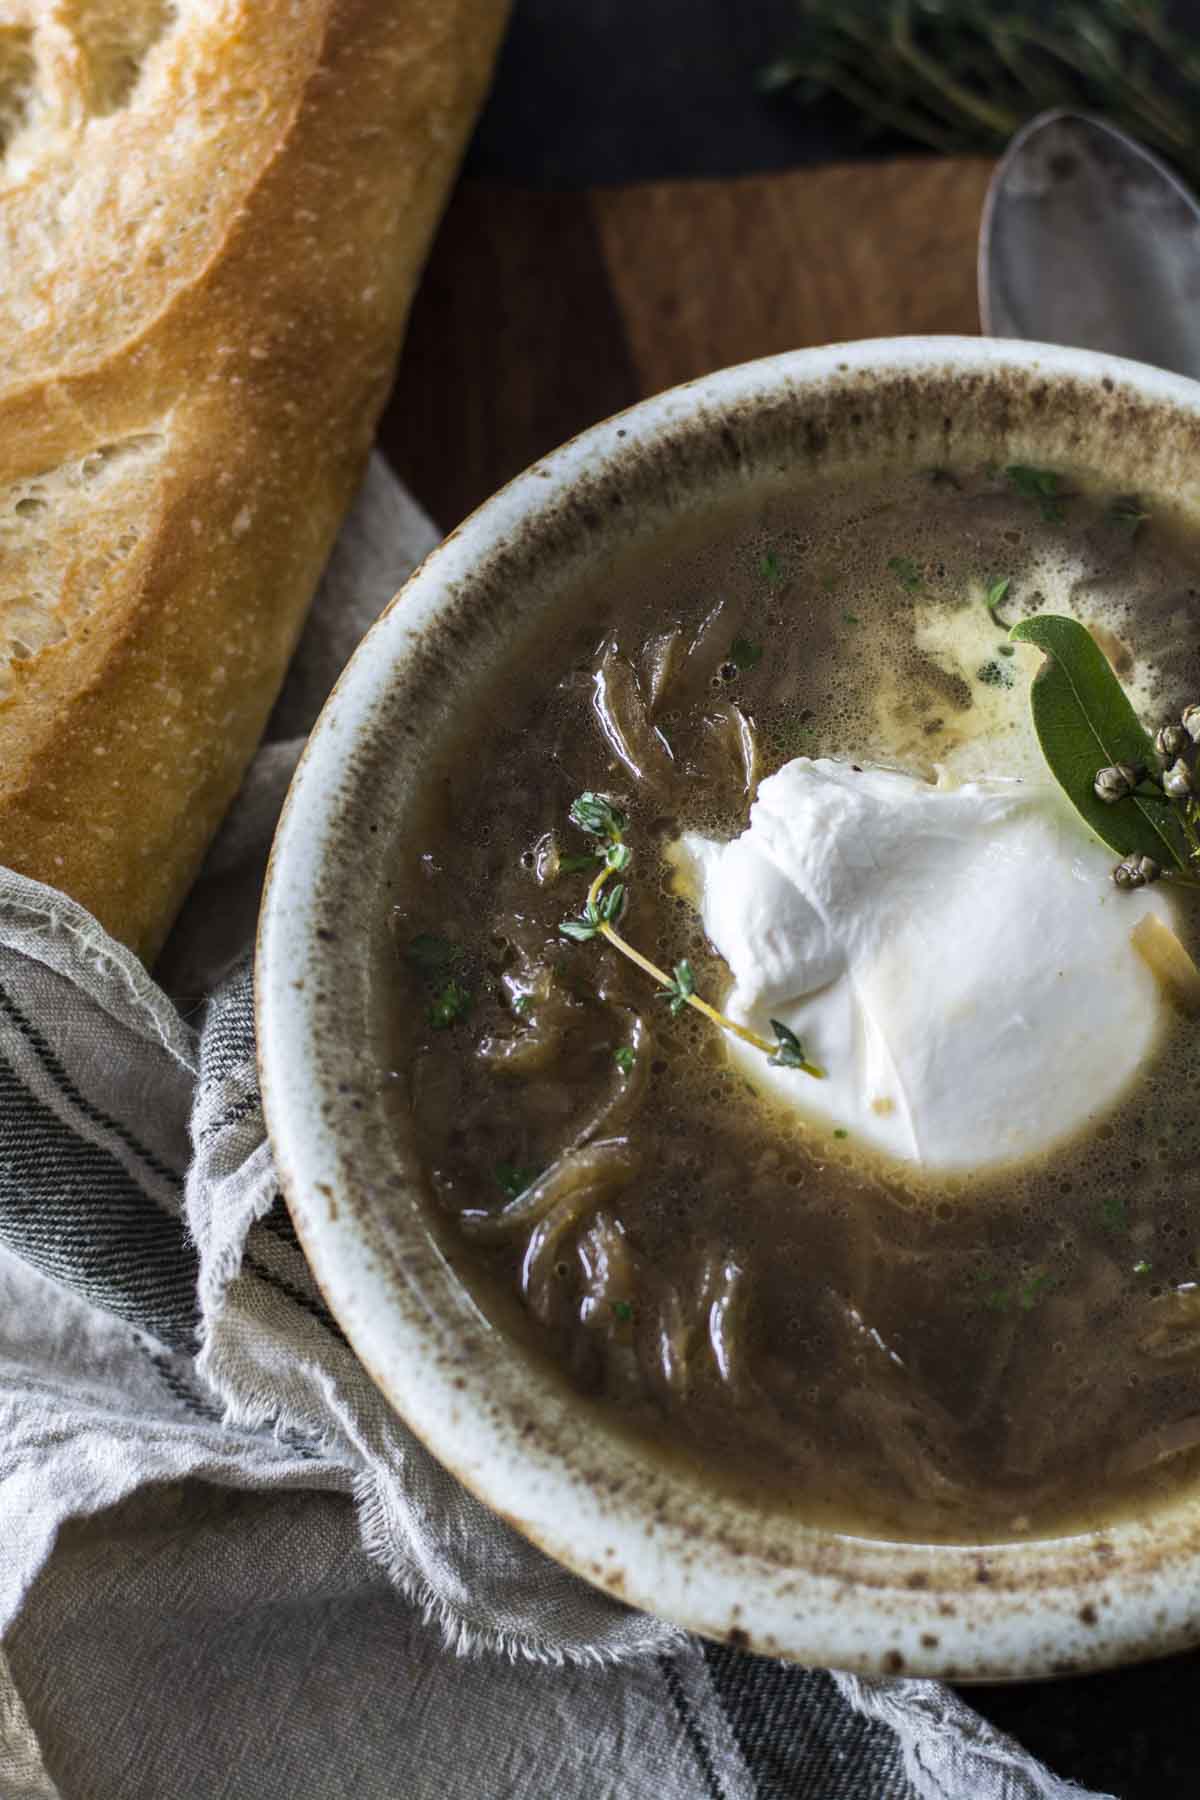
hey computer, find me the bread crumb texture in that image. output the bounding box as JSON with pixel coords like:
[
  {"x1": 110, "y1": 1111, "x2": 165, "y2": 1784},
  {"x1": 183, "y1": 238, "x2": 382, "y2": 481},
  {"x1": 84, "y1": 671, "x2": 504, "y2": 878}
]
[{"x1": 0, "y1": 0, "x2": 509, "y2": 960}]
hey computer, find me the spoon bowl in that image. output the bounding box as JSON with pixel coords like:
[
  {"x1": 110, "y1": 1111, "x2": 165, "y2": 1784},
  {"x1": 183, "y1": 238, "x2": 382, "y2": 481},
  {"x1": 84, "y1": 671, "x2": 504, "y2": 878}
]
[{"x1": 980, "y1": 109, "x2": 1200, "y2": 377}]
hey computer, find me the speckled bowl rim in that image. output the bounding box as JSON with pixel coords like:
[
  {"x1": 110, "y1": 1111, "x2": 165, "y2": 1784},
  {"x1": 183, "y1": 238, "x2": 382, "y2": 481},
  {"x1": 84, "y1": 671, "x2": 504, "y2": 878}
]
[{"x1": 258, "y1": 336, "x2": 1200, "y2": 1679}]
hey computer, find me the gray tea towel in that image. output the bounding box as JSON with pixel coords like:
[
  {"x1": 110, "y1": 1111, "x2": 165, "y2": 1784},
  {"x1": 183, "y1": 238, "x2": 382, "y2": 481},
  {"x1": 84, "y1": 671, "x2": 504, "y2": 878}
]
[{"x1": 0, "y1": 454, "x2": 1112, "y2": 1800}]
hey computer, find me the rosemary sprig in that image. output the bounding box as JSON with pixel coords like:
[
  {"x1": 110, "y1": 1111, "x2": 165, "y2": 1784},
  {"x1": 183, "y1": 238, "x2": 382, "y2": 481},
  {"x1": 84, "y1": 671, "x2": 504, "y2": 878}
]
[
  {"x1": 762, "y1": 2, "x2": 1200, "y2": 192},
  {"x1": 558, "y1": 793, "x2": 825, "y2": 1080}
]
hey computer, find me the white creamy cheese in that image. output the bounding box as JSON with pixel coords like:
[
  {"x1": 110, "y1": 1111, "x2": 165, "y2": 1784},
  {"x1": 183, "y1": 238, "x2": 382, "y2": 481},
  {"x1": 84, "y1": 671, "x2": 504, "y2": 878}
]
[{"x1": 677, "y1": 758, "x2": 1176, "y2": 1172}]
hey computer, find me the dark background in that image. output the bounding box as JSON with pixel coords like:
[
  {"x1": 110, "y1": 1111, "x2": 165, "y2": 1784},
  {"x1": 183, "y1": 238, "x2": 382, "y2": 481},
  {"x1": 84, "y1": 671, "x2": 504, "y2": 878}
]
[{"x1": 387, "y1": 5, "x2": 1200, "y2": 1794}]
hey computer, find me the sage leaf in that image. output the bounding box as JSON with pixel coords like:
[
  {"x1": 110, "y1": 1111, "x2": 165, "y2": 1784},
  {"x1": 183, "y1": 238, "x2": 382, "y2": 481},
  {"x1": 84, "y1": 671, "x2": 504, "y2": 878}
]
[{"x1": 1009, "y1": 614, "x2": 1187, "y2": 871}]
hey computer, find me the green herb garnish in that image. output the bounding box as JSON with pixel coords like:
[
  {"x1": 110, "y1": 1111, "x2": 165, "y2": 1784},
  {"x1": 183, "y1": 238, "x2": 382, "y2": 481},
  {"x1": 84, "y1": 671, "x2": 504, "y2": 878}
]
[
  {"x1": 984, "y1": 576, "x2": 1011, "y2": 628},
  {"x1": 569, "y1": 792, "x2": 627, "y2": 842},
  {"x1": 512, "y1": 994, "x2": 532, "y2": 1016},
  {"x1": 843, "y1": 611, "x2": 861, "y2": 625},
  {"x1": 767, "y1": 1018, "x2": 812, "y2": 1070},
  {"x1": 559, "y1": 850, "x2": 603, "y2": 875},
  {"x1": 428, "y1": 979, "x2": 472, "y2": 1030},
  {"x1": 1133, "y1": 1260, "x2": 1152, "y2": 1277},
  {"x1": 760, "y1": 549, "x2": 783, "y2": 584},
  {"x1": 558, "y1": 797, "x2": 824, "y2": 1079},
  {"x1": 559, "y1": 882, "x2": 627, "y2": 943},
  {"x1": 613, "y1": 1045, "x2": 636, "y2": 1074},
  {"x1": 888, "y1": 554, "x2": 922, "y2": 592},
  {"x1": 729, "y1": 635, "x2": 763, "y2": 671},
  {"x1": 494, "y1": 1161, "x2": 540, "y2": 1202},
  {"x1": 1006, "y1": 465, "x2": 1065, "y2": 523},
  {"x1": 833, "y1": 1127, "x2": 849, "y2": 1140},
  {"x1": 612, "y1": 1299, "x2": 634, "y2": 1323},
  {"x1": 660, "y1": 960, "x2": 696, "y2": 1016}
]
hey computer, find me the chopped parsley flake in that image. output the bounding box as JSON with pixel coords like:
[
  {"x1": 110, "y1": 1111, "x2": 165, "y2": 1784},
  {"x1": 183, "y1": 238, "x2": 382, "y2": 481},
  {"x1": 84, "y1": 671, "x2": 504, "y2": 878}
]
[
  {"x1": 759, "y1": 549, "x2": 784, "y2": 584},
  {"x1": 1133, "y1": 1259, "x2": 1152, "y2": 1277},
  {"x1": 612, "y1": 1299, "x2": 634, "y2": 1323},
  {"x1": 842, "y1": 611, "x2": 861, "y2": 625},
  {"x1": 614, "y1": 1045, "x2": 636, "y2": 1074},
  {"x1": 833, "y1": 1127, "x2": 849, "y2": 1139}
]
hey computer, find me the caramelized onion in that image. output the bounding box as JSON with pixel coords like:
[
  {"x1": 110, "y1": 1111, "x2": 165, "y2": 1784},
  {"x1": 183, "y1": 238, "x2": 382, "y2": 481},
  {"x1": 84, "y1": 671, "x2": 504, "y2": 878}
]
[
  {"x1": 592, "y1": 644, "x2": 675, "y2": 790},
  {"x1": 459, "y1": 1137, "x2": 639, "y2": 1241}
]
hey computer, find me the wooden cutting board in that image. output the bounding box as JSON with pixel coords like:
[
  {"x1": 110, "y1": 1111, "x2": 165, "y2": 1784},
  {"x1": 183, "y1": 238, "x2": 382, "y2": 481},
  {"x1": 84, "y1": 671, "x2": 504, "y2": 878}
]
[{"x1": 379, "y1": 155, "x2": 995, "y2": 531}]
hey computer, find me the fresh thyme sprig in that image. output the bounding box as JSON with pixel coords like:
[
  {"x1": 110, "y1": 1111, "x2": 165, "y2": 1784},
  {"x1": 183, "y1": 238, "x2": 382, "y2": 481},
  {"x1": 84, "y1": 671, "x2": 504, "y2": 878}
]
[
  {"x1": 762, "y1": 2, "x2": 1200, "y2": 192},
  {"x1": 557, "y1": 793, "x2": 825, "y2": 1080}
]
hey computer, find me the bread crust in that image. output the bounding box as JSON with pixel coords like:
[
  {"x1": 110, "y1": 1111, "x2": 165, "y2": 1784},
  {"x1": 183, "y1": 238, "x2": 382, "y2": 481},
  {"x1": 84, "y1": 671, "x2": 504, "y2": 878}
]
[{"x1": 0, "y1": 0, "x2": 509, "y2": 960}]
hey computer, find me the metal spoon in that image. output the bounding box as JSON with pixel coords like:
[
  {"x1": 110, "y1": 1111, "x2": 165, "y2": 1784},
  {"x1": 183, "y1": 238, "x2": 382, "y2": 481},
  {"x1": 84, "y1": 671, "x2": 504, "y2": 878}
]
[{"x1": 979, "y1": 109, "x2": 1200, "y2": 378}]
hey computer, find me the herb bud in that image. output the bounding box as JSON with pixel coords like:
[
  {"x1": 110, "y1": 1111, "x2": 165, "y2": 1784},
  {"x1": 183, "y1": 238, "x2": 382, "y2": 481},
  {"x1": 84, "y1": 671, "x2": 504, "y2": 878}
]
[
  {"x1": 1093, "y1": 762, "x2": 1140, "y2": 803},
  {"x1": 1156, "y1": 723, "x2": 1188, "y2": 761},
  {"x1": 1113, "y1": 855, "x2": 1161, "y2": 890},
  {"x1": 1113, "y1": 857, "x2": 1147, "y2": 889},
  {"x1": 1183, "y1": 704, "x2": 1200, "y2": 744},
  {"x1": 1163, "y1": 756, "x2": 1194, "y2": 798}
]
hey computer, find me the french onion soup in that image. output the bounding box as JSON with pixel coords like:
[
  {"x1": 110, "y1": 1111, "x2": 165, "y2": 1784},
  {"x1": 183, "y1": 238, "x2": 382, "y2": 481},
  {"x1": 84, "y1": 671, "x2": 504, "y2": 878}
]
[{"x1": 387, "y1": 461, "x2": 1200, "y2": 1542}]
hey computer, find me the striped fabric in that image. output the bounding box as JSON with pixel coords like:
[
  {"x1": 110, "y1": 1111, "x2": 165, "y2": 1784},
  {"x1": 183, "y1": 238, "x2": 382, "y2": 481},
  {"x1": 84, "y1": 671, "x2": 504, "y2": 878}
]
[{"x1": 0, "y1": 458, "x2": 1104, "y2": 1800}]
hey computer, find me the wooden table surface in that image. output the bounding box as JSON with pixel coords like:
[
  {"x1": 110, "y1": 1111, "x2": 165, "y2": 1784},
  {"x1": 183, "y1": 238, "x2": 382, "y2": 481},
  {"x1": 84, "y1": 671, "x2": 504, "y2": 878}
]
[{"x1": 379, "y1": 155, "x2": 995, "y2": 531}]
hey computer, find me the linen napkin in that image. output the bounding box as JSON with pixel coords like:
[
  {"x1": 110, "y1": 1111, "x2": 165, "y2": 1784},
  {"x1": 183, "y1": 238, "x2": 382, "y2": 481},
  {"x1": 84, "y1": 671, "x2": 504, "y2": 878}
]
[{"x1": 0, "y1": 452, "x2": 1112, "y2": 1800}]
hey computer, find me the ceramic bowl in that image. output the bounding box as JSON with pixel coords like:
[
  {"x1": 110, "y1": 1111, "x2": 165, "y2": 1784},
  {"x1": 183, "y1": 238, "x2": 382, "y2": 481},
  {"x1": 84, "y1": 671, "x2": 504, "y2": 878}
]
[{"x1": 257, "y1": 336, "x2": 1200, "y2": 1679}]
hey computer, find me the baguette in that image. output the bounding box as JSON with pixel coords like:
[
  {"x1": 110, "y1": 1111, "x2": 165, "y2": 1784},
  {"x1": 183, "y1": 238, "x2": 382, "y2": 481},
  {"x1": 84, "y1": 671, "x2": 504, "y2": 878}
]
[{"x1": 0, "y1": 0, "x2": 509, "y2": 962}]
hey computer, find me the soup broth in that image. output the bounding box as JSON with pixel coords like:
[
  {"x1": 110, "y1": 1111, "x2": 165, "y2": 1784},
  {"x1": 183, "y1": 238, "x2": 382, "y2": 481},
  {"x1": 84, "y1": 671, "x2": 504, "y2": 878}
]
[{"x1": 386, "y1": 462, "x2": 1200, "y2": 1542}]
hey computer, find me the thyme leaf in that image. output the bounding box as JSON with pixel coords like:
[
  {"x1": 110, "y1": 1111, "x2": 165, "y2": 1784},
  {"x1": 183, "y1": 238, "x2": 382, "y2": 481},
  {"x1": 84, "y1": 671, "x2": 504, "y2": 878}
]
[
  {"x1": 1007, "y1": 465, "x2": 1065, "y2": 523},
  {"x1": 984, "y1": 576, "x2": 1011, "y2": 628},
  {"x1": 560, "y1": 797, "x2": 825, "y2": 1079},
  {"x1": 428, "y1": 979, "x2": 472, "y2": 1030},
  {"x1": 767, "y1": 1018, "x2": 810, "y2": 1069},
  {"x1": 659, "y1": 960, "x2": 696, "y2": 1016},
  {"x1": 888, "y1": 554, "x2": 922, "y2": 592},
  {"x1": 569, "y1": 792, "x2": 627, "y2": 841}
]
